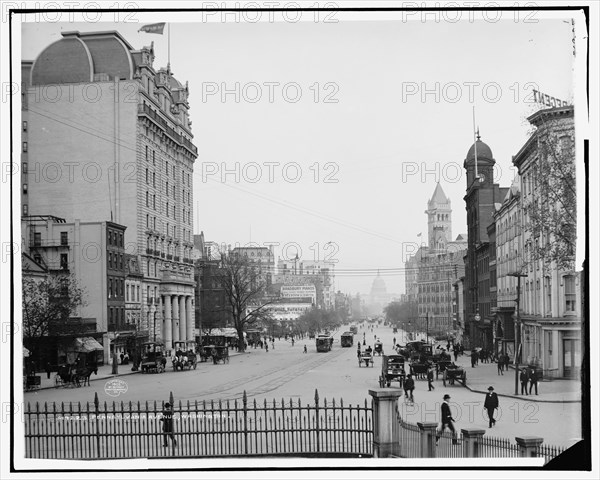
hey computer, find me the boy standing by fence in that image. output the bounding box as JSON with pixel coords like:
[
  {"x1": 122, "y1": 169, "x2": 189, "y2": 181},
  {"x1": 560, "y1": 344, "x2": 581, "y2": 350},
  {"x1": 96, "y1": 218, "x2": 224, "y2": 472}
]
[{"x1": 161, "y1": 402, "x2": 177, "y2": 448}]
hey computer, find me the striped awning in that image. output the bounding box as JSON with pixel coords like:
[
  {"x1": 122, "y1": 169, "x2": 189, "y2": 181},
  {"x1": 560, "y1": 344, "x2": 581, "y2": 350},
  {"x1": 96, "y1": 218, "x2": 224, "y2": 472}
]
[{"x1": 74, "y1": 337, "x2": 104, "y2": 353}]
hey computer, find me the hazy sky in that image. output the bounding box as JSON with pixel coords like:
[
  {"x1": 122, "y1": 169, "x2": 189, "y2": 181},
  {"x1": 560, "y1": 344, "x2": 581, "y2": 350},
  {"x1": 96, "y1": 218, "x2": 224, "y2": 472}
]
[{"x1": 20, "y1": 9, "x2": 579, "y2": 295}]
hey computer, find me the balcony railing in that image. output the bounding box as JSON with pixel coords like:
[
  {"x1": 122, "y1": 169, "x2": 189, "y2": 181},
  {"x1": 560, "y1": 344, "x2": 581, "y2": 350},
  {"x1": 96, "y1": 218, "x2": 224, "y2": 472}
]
[{"x1": 30, "y1": 240, "x2": 70, "y2": 249}]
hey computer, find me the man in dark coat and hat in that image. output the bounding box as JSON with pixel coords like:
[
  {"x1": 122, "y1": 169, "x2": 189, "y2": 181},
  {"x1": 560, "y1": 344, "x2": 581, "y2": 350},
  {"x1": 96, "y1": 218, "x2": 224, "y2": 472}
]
[{"x1": 484, "y1": 386, "x2": 499, "y2": 428}]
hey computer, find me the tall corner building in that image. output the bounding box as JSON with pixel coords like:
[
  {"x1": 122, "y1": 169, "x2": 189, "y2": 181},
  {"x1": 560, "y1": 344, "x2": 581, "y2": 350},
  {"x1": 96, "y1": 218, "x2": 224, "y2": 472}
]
[{"x1": 25, "y1": 30, "x2": 198, "y2": 350}]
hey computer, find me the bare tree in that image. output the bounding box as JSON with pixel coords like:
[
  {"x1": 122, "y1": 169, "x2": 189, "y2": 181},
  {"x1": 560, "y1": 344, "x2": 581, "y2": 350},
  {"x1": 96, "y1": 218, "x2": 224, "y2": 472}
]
[
  {"x1": 525, "y1": 111, "x2": 576, "y2": 272},
  {"x1": 22, "y1": 274, "x2": 87, "y2": 349},
  {"x1": 217, "y1": 253, "x2": 274, "y2": 352}
]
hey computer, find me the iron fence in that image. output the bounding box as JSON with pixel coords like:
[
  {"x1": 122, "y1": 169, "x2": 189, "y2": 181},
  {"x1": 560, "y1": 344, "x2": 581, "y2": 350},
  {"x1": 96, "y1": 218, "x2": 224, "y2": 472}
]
[{"x1": 25, "y1": 390, "x2": 372, "y2": 459}]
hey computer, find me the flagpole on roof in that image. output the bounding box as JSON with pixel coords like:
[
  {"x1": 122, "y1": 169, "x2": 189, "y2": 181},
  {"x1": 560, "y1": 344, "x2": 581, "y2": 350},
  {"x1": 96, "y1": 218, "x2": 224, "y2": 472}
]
[
  {"x1": 472, "y1": 106, "x2": 479, "y2": 182},
  {"x1": 168, "y1": 22, "x2": 171, "y2": 71}
]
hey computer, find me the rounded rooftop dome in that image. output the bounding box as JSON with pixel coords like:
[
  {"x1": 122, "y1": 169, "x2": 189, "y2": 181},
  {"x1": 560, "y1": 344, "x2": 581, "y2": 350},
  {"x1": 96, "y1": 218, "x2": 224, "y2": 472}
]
[
  {"x1": 31, "y1": 31, "x2": 134, "y2": 86},
  {"x1": 466, "y1": 139, "x2": 494, "y2": 161}
]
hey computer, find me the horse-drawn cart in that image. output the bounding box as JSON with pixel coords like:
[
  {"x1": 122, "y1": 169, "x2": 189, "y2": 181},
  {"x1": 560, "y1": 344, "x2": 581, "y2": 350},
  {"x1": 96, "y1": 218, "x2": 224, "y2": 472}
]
[
  {"x1": 374, "y1": 341, "x2": 384, "y2": 356},
  {"x1": 172, "y1": 341, "x2": 198, "y2": 371},
  {"x1": 358, "y1": 350, "x2": 374, "y2": 367},
  {"x1": 211, "y1": 345, "x2": 230, "y2": 364},
  {"x1": 443, "y1": 364, "x2": 467, "y2": 386},
  {"x1": 379, "y1": 354, "x2": 405, "y2": 387}
]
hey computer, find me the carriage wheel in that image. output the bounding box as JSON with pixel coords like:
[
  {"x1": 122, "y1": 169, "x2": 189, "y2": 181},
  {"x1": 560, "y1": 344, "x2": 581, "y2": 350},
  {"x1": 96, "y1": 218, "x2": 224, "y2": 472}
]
[{"x1": 55, "y1": 374, "x2": 61, "y2": 386}]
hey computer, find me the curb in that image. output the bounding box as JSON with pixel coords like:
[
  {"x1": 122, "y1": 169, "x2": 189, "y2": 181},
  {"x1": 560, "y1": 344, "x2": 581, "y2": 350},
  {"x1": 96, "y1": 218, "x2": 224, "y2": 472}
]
[{"x1": 28, "y1": 350, "x2": 248, "y2": 393}]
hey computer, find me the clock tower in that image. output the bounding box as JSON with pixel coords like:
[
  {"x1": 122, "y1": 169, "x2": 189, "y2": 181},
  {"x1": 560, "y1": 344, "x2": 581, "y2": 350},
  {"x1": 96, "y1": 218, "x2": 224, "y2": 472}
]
[{"x1": 463, "y1": 132, "x2": 507, "y2": 350}]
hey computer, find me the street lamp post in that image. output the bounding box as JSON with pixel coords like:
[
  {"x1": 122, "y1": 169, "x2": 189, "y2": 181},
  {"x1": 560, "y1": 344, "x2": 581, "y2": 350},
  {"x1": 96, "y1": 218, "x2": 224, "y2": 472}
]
[
  {"x1": 508, "y1": 272, "x2": 527, "y2": 395},
  {"x1": 426, "y1": 312, "x2": 430, "y2": 345}
]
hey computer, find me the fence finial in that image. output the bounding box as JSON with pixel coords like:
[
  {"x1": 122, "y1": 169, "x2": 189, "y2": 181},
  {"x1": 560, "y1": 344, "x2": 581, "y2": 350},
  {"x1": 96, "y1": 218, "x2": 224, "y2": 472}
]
[
  {"x1": 314, "y1": 389, "x2": 319, "y2": 404},
  {"x1": 94, "y1": 392, "x2": 99, "y2": 409},
  {"x1": 169, "y1": 391, "x2": 174, "y2": 405}
]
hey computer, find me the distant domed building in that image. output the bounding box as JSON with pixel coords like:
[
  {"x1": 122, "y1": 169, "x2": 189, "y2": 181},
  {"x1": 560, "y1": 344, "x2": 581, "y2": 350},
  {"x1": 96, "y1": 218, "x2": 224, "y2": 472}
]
[{"x1": 367, "y1": 271, "x2": 394, "y2": 315}]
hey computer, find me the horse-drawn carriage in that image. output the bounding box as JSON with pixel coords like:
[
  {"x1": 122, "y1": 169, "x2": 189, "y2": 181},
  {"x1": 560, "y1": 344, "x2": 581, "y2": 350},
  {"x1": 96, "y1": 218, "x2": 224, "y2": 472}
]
[
  {"x1": 358, "y1": 348, "x2": 374, "y2": 367},
  {"x1": 442, "y1": 363, "x2": 467, "y2": 386},
  {"x1": 374, "y1": 340, "x2": 384, "y2": 356},
  {"x1": 434, "y1": 358, "x2": 454, "y2": 379},
  {"x1": 211, "y1": 345, "x2": 229, "y2": 364},
  {"x1": 171, "y1": 341, "x2": 198, "y2": 371},
  {"x1": 378, "y1": 354, "x2": 406, "y2": 387},
  {"x1": 409, "y1": 359, "x2": 433, "y2": 379},
  {"x1": 141, "y1": 342, "x2": 166, "y2": 373},
  {"x1": 54, "y1": 363, "x2": 97, "y2": 387}
]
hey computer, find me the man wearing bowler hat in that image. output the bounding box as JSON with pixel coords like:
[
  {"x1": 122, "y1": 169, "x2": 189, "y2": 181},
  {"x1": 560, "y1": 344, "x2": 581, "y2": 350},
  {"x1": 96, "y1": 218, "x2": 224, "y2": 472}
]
[
  {"x1": 436, "y1": 394, "x2": 458, "y2": 445},
  {"x1": 484, "y1": 386, "x2": 499, "y2": 428}
]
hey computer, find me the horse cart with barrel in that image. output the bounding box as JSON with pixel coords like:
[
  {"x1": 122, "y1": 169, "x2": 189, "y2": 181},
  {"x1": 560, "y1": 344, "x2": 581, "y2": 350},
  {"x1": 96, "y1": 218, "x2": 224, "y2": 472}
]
[
  {"x1": 378, "y1": 354, "x2": 406, "y2": 388},
  {"x1": 141, "y1": 342, "x2": 166, "y2": 373}
]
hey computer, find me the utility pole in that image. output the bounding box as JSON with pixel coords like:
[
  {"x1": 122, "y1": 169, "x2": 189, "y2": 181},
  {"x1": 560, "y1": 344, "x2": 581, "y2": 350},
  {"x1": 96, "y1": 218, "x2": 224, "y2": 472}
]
[
  {"x1": 509, "y1": 271, "x2": 527, "y2": 395},
  {"x1": 426, "y1": 311, "x2": 429, "y2": 345}
]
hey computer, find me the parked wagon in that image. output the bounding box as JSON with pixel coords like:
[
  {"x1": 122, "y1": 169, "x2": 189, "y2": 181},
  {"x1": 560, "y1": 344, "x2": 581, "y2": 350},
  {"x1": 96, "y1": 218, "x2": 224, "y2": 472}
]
[
  {"x1": 374, "y1": 341, "x2": 384, "y2": 356},
  {"x1": 378, "y1": 354, "x2": 406, "y2": 387},
  {"x1": 443, "y1": 364, "x2": 467, "y2": 386}
]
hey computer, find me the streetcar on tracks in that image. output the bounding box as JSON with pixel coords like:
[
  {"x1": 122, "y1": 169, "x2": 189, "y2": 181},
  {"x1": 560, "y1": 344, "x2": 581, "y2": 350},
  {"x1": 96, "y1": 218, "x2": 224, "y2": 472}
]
[
  {"x1": 316, "y1": 334, "x2": 333, "y2": 352},
  {"x1": 341, "y1": 332, "x2": 354, "y2": 347}
]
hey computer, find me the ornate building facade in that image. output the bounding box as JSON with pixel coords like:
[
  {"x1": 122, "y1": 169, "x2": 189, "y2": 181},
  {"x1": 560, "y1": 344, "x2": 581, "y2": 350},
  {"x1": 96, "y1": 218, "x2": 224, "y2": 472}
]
[{"x1": 24, "y1": 30, "x2": 197, "y2": 353}]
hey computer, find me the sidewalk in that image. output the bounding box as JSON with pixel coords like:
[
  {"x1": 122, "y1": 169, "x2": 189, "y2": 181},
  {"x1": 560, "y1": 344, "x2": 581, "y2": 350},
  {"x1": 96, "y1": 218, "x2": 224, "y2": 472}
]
[
  {"x1": 26, "y1": 349, "x2": 245, "y2": 393},
  {"x1": 453, "y1": 352, "x2": 581, "y2": 403}
]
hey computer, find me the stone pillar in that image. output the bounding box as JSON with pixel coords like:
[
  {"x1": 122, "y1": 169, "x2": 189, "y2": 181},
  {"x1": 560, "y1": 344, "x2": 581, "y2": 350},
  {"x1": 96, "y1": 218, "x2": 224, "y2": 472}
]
[
  {"x1": 368, "y1": 388, "x2": 402, "y2": 458},
  {"x1": 417, "y1": 422, "x2": 438, "y2": 458},
  {"x1": 186, "y1": 296, "x2": 193, "y2": 342},
  {"x1": 461, "y1": 428, "x2": 486, "y2": 458},
  {"x1": 179, "y1": 295, "x2": 186, "y2": 342},
  {"x1": 516, "y1": 436, "x2": 544, "y2": 457},
  {"x1": 172, "y1": 295, "x2": 180, "y2": 344},
  {"x1": 163, "y1": 295, "x2": 172, "y2": 350}
]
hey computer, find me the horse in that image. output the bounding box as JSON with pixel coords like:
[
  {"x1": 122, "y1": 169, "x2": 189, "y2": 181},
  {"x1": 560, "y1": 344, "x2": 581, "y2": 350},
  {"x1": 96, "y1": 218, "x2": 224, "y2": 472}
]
[{"x1": 78, "y1": 366, "x2": 98, "y2": 386}]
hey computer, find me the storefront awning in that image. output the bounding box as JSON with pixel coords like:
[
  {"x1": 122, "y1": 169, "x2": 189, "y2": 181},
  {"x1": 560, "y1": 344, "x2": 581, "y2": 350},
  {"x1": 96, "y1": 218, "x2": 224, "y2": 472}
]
[{"x1": 74, "y1": 337, "x2": 104, "y2": 353}]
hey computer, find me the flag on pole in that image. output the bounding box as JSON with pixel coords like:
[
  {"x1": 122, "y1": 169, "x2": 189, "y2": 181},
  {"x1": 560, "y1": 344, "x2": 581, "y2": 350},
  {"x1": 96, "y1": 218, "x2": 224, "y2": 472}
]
[{"x1": 138, "y1": 23, "x2": 166, "y2": 34}]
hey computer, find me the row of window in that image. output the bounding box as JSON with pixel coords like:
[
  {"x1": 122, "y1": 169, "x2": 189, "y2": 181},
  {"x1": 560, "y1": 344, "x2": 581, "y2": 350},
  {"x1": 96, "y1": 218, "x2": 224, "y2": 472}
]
[
  {"x1": 108, "y1": 230, "x2": 124, "y2": 248},
  {"x1": 126, "y1": 283, "x2": 141, "y2": 302},
  {"x1": 145, "y1": 145, "x2": 192, "y2": 188},
  {"x1": 145, "y1": 191, "x2": 192, "y2": 225},
  {"x1": 108, "y1": 251, "x2": 124, "y2": 271},
  {"x1": 108, "y1": 276, "x2": 125, "y2": 299}
]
